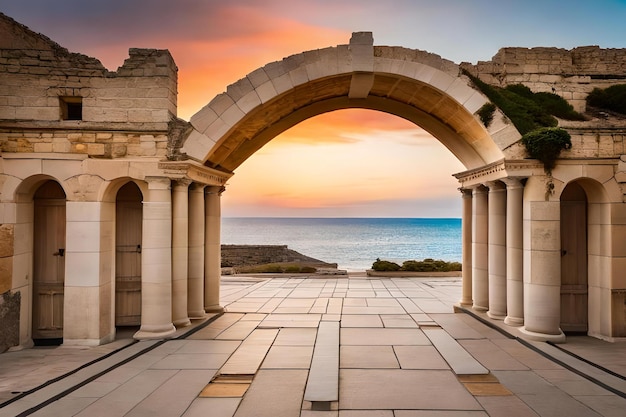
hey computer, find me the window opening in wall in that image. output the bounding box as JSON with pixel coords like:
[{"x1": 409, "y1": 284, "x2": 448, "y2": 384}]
[{"x1": 60, "y1": 96, "x2": 83, "y2": 120}]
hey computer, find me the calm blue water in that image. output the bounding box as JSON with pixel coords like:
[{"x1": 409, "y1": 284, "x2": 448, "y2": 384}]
[{"x1": 221, "y1": 218, "x2": 462, "y2": 272}]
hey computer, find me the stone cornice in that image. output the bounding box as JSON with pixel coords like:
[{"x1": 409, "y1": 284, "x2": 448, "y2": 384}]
[
  {"x1": 158, "y1": 161, "x2": 232, "y2": 186},
  {"x1": 454, "y1": 159, "x2": 543, "y2": 186}
]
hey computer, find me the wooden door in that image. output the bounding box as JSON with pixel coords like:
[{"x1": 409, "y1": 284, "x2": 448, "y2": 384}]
[
  {"x1": 115, "y1": 183, "x2": 142, "y2": 326},
  {"x1": 33, "y1": 181, "x2": 66, "y2": 341},
  {"x1": 560, "y1": 183, "x2": 588, "y2": 333}
]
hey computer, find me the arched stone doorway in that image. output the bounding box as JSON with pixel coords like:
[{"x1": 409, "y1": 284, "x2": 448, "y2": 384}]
[
  {"x1": 32, "y1": 180, "x2": 66, "y2": 344},
  {"x1": 560, "y1": 181, "x2": 588, "y2": 333},
  {"x1": 115, "y1": 182, "x2": 143, "y2": 328}
]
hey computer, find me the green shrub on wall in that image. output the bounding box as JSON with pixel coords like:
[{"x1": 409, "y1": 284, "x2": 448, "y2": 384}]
[
  {"x1": 586, "y1": 84, "x2": 626, "y2": 115},
  {"x1": 520, "y1": 127, "x2": 572, "y2": 174}
]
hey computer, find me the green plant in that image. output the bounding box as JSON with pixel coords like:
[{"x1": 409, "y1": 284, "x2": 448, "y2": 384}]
[
  {"x1": 371, "y1": 258, "x2": 401, "y2": 271},
  {"x1": 521, "y1": 127, "x2": 572, "y2": 174},
  {"x1": 477, "y1": 103, "x2": 496, "y2": 127},
  {"x1": 587, "y1": 84, "x2": 626, "y2": 115}
]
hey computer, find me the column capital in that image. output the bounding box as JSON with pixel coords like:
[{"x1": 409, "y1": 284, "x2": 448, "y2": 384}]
[
  {"x1": 459, "y1": 188, "x2": 473, "y2": 198},
  {"x1": 483, "y1": 180, "x2": 506, "y2": 191},
  {"x1": 205, "y1": 185, "x2": 226, "y2": 196},
  {"x1": 145, "y1": 176, "x2": 171, "y2": 190},
  {"x1": 501, "y1": 177, "x2": 525, "y2": 189},
  {"x1": 173, "y1": 179, "x2": 192, "y2": 189}
]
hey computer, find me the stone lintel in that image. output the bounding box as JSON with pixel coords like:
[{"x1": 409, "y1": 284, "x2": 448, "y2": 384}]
[{"x1": 158, "y1": 161, "x2": 232, "y2": 186}]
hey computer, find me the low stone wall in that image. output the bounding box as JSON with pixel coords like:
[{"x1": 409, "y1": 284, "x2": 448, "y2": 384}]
[{"x1": 221, "y1": 244, "x2": 336, "y2": 268}]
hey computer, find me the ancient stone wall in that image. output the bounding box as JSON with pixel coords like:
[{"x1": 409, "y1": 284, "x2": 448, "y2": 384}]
[
  {"x1": 0, "y1": 13, "x2": 178, "y2": 159},
  {"x1": 461, "y1": 46, "x2": 626, "y2": 113}
]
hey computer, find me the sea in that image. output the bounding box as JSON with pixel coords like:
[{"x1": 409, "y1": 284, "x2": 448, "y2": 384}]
[{"x1": 221, "y1": 217, "x2": 462, "y2": 272}]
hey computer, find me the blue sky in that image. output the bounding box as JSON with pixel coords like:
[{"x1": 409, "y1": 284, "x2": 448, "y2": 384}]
[{"x1": 3, "y1": 0, "x2": 625, "y2": 217}]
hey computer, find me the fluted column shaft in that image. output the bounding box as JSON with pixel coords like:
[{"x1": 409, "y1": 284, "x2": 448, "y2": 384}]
[
  {"x1": 134, "y1": 178, "x2": 176, "y2": 340},
  {"x1": 204, "y1": 186, "x2": 224, "y2": 313},
  {"x1": 487, "y1": 181, "x2": 507, "y2": 320},
  {"x1": 504, "y1": 178, "x2": 524, "y2": 326},
  {"x1": 472, "y1": 185, "x2": 489, "y2": 311},
  {"x1": 171, "y1": 180, "x2": 191, "y2": 328},
  {"x1": 459, "y1": 189, "x2": 473, "y2": 306},
  {"x1": 187, "y1": 183, "x2": 206, "y2": 319}
]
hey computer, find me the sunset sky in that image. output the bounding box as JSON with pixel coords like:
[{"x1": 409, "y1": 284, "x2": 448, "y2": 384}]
[{"x1": 4, "y1": 0, "x2": 626, "y2": 217}]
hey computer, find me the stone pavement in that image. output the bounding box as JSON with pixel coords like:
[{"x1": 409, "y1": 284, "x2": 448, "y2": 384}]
[{"x1": 1, "y1": 274, "x2": 626, "y2": 416}]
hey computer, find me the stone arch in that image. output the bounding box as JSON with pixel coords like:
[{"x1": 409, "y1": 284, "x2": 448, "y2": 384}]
[{"x1": 182, "y1": 33, "x2": 519, "y2": 173}]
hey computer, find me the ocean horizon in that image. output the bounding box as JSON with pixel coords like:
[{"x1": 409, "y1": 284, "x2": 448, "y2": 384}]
[{"x1": 221, "y1": 217, "x2": 462, "y2": 271}]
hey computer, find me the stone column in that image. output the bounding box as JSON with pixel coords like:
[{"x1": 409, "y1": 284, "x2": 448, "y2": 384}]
[
  {"x1": 486, "y1": 181, "x2": 507, "y2": 320},
  {"x1": 187, "y1": 183, "x2": 206, "y2": 319},
  {"x1": 171, "y1": 180, "x2": 191, "y2": 328},
  {"x1": 134, "y1": 178, "x2": 176, "y2": 340},
  {"x1": 204, "y1": 186, "x2": 224, "y2": 313},
  {"x1": 459, "y1": 188, "x2": 473, "y2": 306},
  {"x1": 520, "y1": 176, "x2": 565, "y2": 342},
  {"x1": 472, "y1": 185, "x2": 489, "y2": 311},
  {"x1": 503, "y1": 178, "x2": 524, "y2": 326}
]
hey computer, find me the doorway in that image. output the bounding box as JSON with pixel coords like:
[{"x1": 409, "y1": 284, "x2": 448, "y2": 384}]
[
  {"x1": 115, "y1": 182, "x2": 143, "y2": 327},
  {"x1": 560, "y1": 182, "x2": 588, "y2": 333},
  {"x1": 32, "y1": 180, "x2": 66, "y2": 345}
]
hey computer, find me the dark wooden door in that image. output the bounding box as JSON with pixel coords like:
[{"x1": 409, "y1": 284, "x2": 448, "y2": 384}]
[
  {"x1": 560, "y1": 183, "x2": 588, "y2": 333},
  {"x1": 115, "y1": 183, "x2": 142, "y2": 326},
  {"x1": 33, "y1": 181, "x2": 66, "y2": 341}
]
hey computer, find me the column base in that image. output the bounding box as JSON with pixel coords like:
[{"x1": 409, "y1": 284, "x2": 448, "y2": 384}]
[
  {"x1": 457, "y1": 299, "x2": 473, "y2": 307},
  {"x1": 487, "y1": 311, "x2": 506, "y2": 320},
  {"x1": 519, "y1": 326, "x2": 566, "y2": 343},
  {"x1": 173, "y1": 318, "x2": 192, "y2": 328},
  {"x1": 205, "y1": 305, "x2": 224, "y2": 314},
  {"x1": 472, "y1": 304, "x2": 488, "y2": 312},
  {"x1": 188, "y1": 310, "x2": 207, "y2": 320},
  {"x1": 504, "y1": 316, "x2": 524, "y2": 327},
  {"x1": 134, "y1": 323, "x2": 176, "y2": 340}
]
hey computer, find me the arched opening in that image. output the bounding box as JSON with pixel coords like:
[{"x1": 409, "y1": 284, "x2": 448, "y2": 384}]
[
  {"x1": 221, "y1": 109, "x2": 465, "y2": 270},
  {"x1": 560, "y1": 181, "x2": 588, "y2": 333},
  {"x1": 115, "y1": 182, "x2": 143, "y2": 330},
  {"x1": 32, "y1": 180, "x2": 66, "y2": 345}
]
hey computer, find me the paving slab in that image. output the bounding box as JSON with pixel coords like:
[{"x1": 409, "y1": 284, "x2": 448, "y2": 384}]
[
  {"x1": 340, "y1": 346, "x2": 399, "y2": 369},
  {"x1": 423, "y1": 328, "x2": 488, "y2": 375},
  {"x1": 273, "y1": 328, "x2": 318, "y2": 346},
  {"x1": 459, "y1": 339, "x2": 528, "y2": 371},
  {"x1": 304, "y1": 321, "x2": 340, "y2": 403},
  {"x1": 219, "y1": 329, "x2": 278, "y2": 375},
  {"x1": 393, "y1": 345, "x2": 449, "y2": 369},
  {"x1": 339, "y1": 369, "x2": 482, "y2": 410},
  {"x1": 341, "y1": 315, "x2": 384, "y2": 328},
  {"x1": 182, "y1": 398, "x2": 241, "y2": 417},
  {"x1": 234, "y1": 369, "x2": 308, "y2": 417},
  {"x1": 341, "y1": 328, "x2": 430, "y2": 346},
  {"x1": 261, "y1": 345, "x2": 314, "y2": 369}
]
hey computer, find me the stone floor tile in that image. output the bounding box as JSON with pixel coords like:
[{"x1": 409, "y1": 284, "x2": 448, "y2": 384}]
[
  {"x1": 150, "y1": 353, "x2": 230, "y2": 370},
  {"x1": 216, "y1": 321, "x2": 261, "y2": 340},
  {"x1": 273, "y1": 328, "x2": 318, "y2": 346},
  {"x1": 339, "y1": 369, "x2": 482, "y2": 410},
  {"x1": 323, "y1": 314, "x2": 342, "y2": 321},
  {"x1": 366, "y1": 298, "x2": 400, "y2": 307},
  {"x1": 423, "y1": 328, "x2": 488, "y2": 375},
  {"x1": 573, "y1": 394, "x2": 626, "y2": 417},
  {"x1": 182, "y1": 398, "x2": 241, "y2": 417},
  {"x1": 340, "y1": 346, "x2": 399, "y2": 369},
  {"x1": 429, "y1": 313, "x2": 486, "y2": 339},
  {"x1": 459, "y1": 339, "x2": 528, "y2": 371},
  {"x1": 396, "y1": 297, "x2": 423, "y2": 313},
  {"x1": 175, "y1": 340, "x2": 241, "y2": 354},
  {"x1": 305, "y1": 321, "x2": 340, "y2": 403},
  {"x1": 341, "y1": 306, "x2": 406, "y2": 315},
  {"x1": 534, "y1": 369, "x2": 615, "y2": 396},
  {"x1": 234, "y1": 369, "x2": 308, "y2": 417},
  {"x1": 301, "y1": 410, "x2": 338, "y2": 417},
  {"x1": 261, "y1": 345, "x2": 313, "y2": 369},
  {"x1": 341, "y1": 328, "x2": 429, "y2": 346},
  {"x1": 240, "y1": 313, "x2": 267, "y2": 321},
  {"x1": 394, "y1": 412, "x2": 487, "y2": 417},
  {"x1": 476, "y1": 396, "x2": 540, "y2": 417},
  {"x1": 327, "y1": 298, "x2": 343, "y2": 314},
  {"x1": 410, "y1": 299, "x2": 454, "y2": 314},
  {"x1": 393, "y1": 345, "x2": 449, "y2": 369},
  {"x1": 380, "y1": 314, "x2": 419, "y2": 328},
  {"x1": 67, "y1": 380, "x2": 120, "y2": 398},
  {"x1": 343, "y1": 298, "x2": 367, "y2": 306},
  {"x1": 29, "y1": 397, "x2": 98, "y2": 417},
  {"x1": 340, "y1": 314, "x2": 384, "y2": 328},
  {"x1": 338, "y1": 411, "x2": 393, "y2": 417},
  {"x1": 74, "y1": 369, "x2": 177, "y2": 416},
  {"x1": 219, "y1": 329, "x2": 278, "y2": 375},
  {"x1": 279, "y1": 298, "x2": 316, "y2": 308},
  {"x1": 125, "y1": 370, "x2": 211, "y2": 417},
  {"x1": 259, "y1": 313, "x2": 321, "y2": 328}
]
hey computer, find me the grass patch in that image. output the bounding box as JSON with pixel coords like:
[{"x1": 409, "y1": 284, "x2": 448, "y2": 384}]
[
  {"x1": 586, "y1": 84, "x2": 626, "y2": 115},
  {"x1": 235, "y1": 263, "x2": 318, "y2": 274}
]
